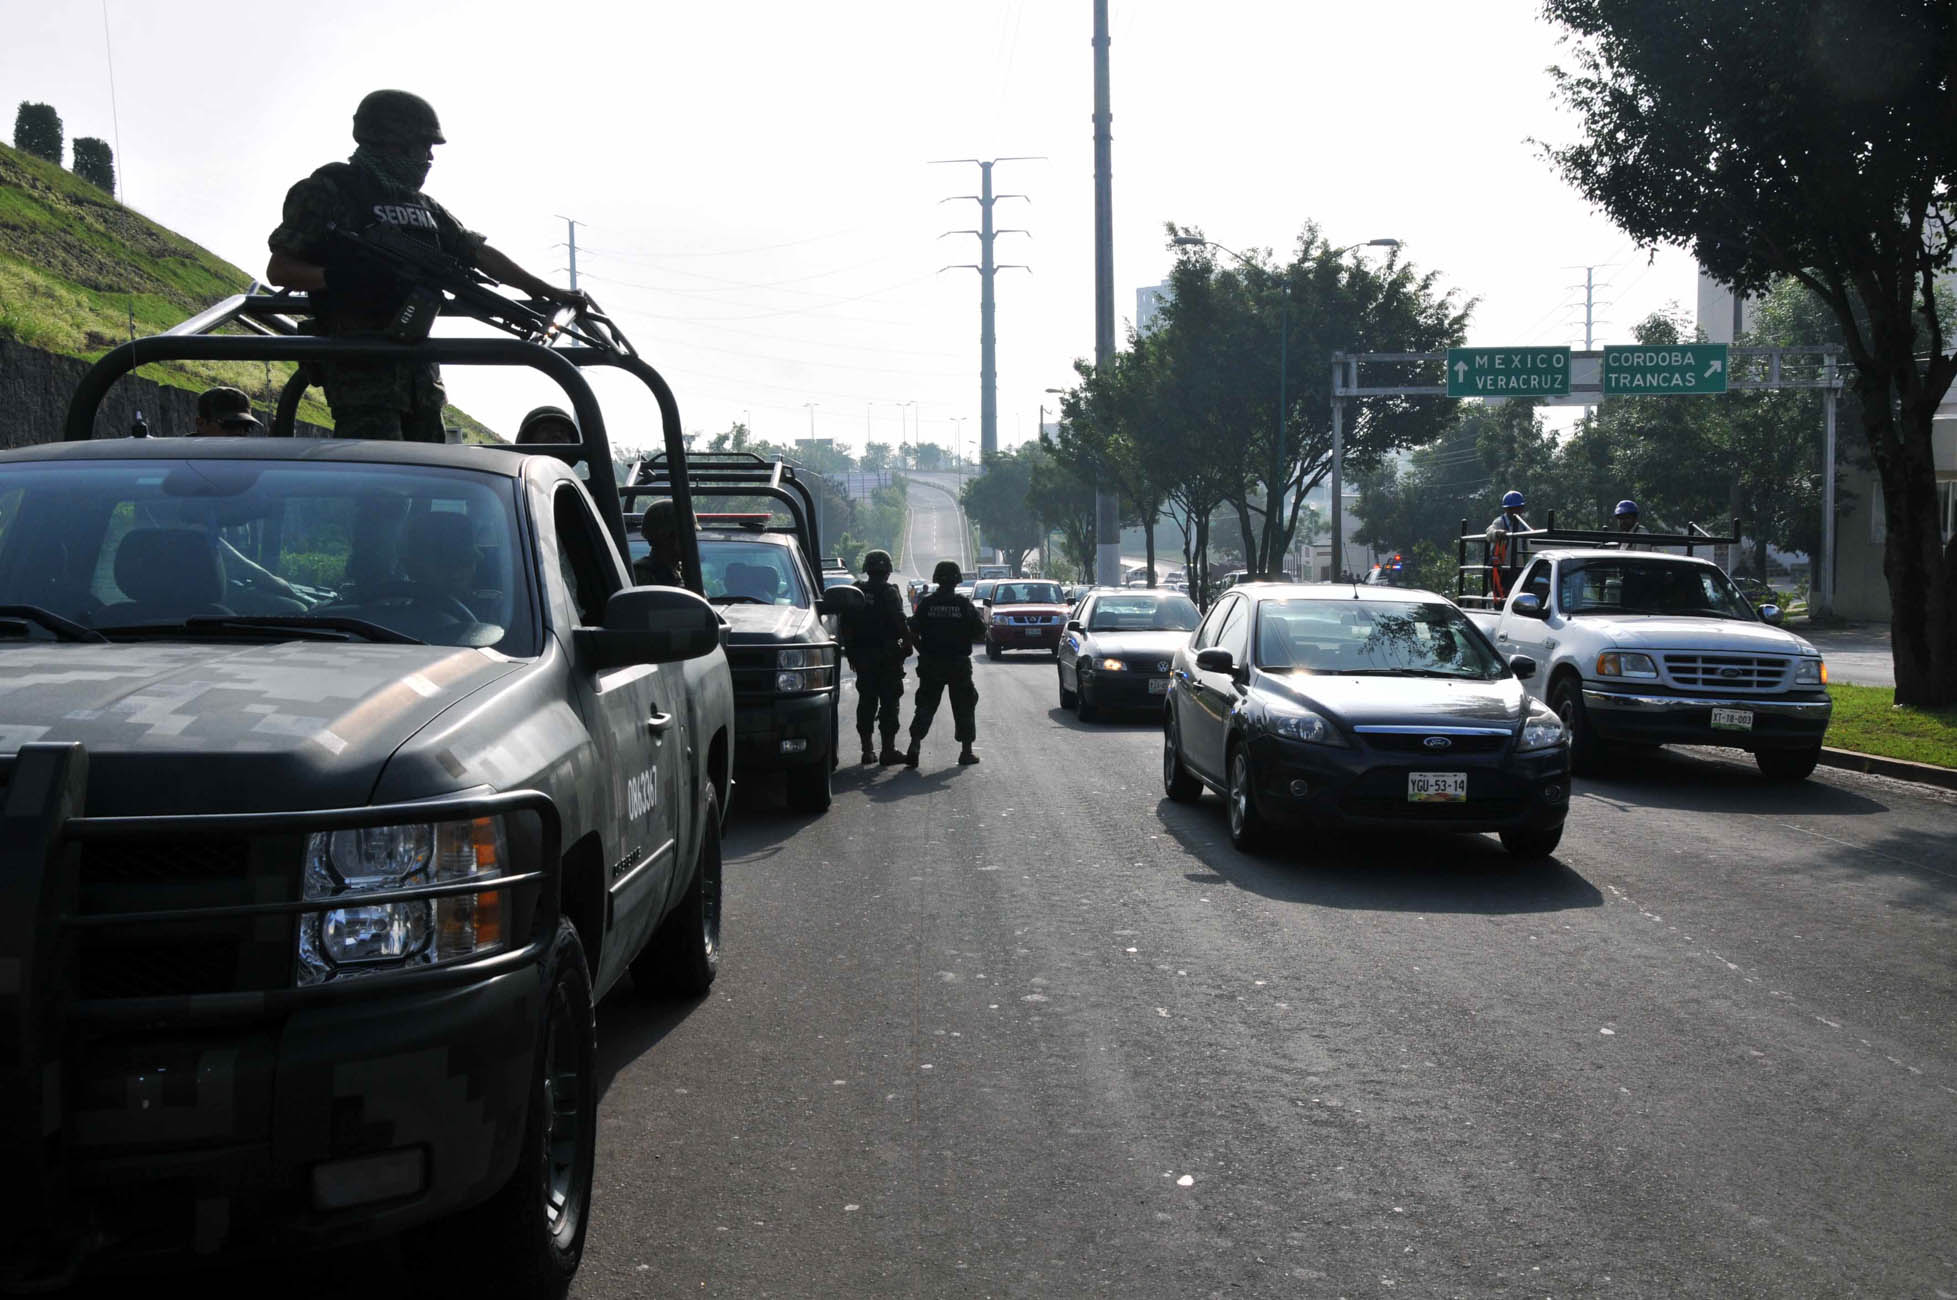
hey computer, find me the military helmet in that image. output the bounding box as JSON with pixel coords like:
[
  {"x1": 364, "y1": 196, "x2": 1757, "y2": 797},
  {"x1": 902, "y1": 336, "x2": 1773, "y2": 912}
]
[
  {"x1": 932, "y1": 559, "x2": 962, "y2": 586},
  {"x1": 353, "y1": 90, "x2": 446, "y2": 147},
  {"x1": 862, "y1": 548, "x2": 893, "y2": 575},
  {"x1": 641, "y1": 496, "x2": 680, "y2": 540}
]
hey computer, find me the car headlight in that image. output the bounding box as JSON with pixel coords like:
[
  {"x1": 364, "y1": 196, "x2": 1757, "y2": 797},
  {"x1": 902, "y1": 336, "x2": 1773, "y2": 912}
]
[
  {"x1": 1251, "y1": 696, "x2": 1346, "y2": 747},
  {"x1": 1793, "y1": 658, "x2": 1826, "y2": 685},
  {"x1": 1517, "y1": 701, "x2": 1568, "y2": 752},
  {"x1": 297, "y1": 817, "x2": 506, "y2": 985},
  {"x1": 1097, "y1": 657, "x2": 1127, "y2": 671},
  {"x1": 1596, "y1": 650, "x2": 1659, "y2": 678}
]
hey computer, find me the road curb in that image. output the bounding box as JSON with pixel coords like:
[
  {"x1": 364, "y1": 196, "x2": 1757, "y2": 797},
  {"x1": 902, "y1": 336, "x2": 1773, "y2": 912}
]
[{"x1": 1817, "y1": 746, "x2": 1957, "y2": 792}]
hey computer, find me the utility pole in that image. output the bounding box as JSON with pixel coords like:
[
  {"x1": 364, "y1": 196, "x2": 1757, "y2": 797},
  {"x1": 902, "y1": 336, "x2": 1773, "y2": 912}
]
[
  {"x1": 1091, "y1": 0, "x2": 1120, "y2": 589},
  {"x1": 554, "y1": 216, "x2": 581, "y2": 290},
  {"x1": 934, "y1": 159, "x2": 1035, "y2": 462}
]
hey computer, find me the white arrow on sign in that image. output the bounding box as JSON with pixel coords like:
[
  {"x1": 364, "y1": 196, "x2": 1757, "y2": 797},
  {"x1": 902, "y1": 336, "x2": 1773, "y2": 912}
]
[
  {"x1": 1705, "y1": 359, "x2": 1724, "y2": 377},
  {"x1": 1453, "y1": 361, "x2": 1468, "y2": 381}
]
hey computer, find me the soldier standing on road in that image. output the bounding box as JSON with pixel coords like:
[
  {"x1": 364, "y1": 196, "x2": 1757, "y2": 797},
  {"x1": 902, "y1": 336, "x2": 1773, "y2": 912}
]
[
  {"x1": 265, "y1": 90, "x2": 584, "y2": 442},
  {"x1": 904, "y1": 559, "x2": 984, "y2": 769},
  {"x1": 841, "y1": 549, "x2": 913, "y2": 765}
]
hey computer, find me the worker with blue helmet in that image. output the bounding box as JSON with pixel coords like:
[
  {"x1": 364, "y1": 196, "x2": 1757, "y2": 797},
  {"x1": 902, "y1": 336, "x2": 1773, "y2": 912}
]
[
  {"x1": 1484, "y1": 490, "x2": 1532, "y2": 598},
  {"x1": 1613, "y1": 498, "x2": 1649, "y2": 548}
]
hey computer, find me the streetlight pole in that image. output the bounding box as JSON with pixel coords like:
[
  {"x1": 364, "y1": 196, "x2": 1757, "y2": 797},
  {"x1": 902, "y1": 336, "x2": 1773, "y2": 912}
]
[{"x1": 1171, "y1": 234, "x2": 1397, "y2": 581}]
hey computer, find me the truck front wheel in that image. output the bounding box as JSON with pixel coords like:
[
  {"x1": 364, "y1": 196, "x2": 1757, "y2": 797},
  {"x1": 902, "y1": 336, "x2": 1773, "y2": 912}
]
[
  {"x1": 405, "y1": 917, "x2": 595, "y2": 1298},
  {"x1": 1551, "y1": 677, "x2": 1609, "y2": 777},
  {"x1": 1756, "y1": 744, "x2": 1821, "y2": 782}
]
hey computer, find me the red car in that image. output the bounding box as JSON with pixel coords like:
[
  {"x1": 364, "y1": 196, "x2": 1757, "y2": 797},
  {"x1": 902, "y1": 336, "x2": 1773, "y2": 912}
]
[{"x1": 982, "y1": 579, "x2": 1071, "y2": 659}]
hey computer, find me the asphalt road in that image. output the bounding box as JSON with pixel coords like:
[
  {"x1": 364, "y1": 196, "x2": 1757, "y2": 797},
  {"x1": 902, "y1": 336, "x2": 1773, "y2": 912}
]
[
  {"x1": 898, "y1": 471, "x2": 970, "y2": 579},
  {"x1": 555, "y1": 661, "x2": 1957, "y2": 1299}
]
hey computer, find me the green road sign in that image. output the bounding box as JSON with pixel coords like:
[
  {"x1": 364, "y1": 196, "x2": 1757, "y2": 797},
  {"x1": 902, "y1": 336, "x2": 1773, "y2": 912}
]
[
  {"x1": 1602, "y1": 342, "x2": 1729, "y2": 394},
  {"x1": 1446, "y1": 347, "x2": 1571, "y2": 397}
]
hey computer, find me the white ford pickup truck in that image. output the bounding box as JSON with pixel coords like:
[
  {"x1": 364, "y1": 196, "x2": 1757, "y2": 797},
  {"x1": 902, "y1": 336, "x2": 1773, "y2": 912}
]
[{"x1": 1463, "y1": 549, "x2": 1831, "y2": 780}]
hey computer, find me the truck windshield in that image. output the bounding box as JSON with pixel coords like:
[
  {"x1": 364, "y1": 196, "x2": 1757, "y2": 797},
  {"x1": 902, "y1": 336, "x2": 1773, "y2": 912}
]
[
  {"x1": 0, "y1": 459, "x2": 536, "y2": 653},
  {"x1": 699, "y1": 540, "x2": 809, "y2": 606},
  {"x1": 1559, "y1": 559, "x2": 1754, "y2": 619},
  {"x1": 993, "y1": 582, "x2": 1062, "y2": 604},
  {"x1": 1256, "y1": 598, "x2": 1504, "y2": 679}
]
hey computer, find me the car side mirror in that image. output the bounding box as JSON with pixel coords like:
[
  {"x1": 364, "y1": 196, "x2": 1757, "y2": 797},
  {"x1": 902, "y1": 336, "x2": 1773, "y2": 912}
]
[
  {"x1": 1195, "y1": 647, "x2": 1234, "y2": 674},
  {"x1": 1758, "y1": 603, "x2": 1782, "y2": 626},
  {"x1": 1066, "y1": 619, "x2": 1083, "y2": 632},
  {"x1": 1507, "y1": 654, "x2": 1537, "y2": 680},
  {"x1": 819, "y1": 584, "x2": 866, "y2": 617},
  {"x1": 1511, "y1": 593, "x2": 1545, "y2": 619},
  {"x1": 575, "y1": 586, "x2": 721, "y2": 669}
]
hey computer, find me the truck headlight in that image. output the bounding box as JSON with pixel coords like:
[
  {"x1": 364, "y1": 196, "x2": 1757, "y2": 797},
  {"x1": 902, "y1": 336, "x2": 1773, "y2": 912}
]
[
  {"x1": 1517, "y1": 701, "x2": 1568, "y2": 752},
  {"x1": 1793, "y1": 658, "x2": 1826, "y2": 685},
  {"x1": 297, "y1": 817, "x2": 506, "y2": 985},
  {"x1": 1596, "y1": 651, "x2": 1659, "y2": 678},
  {"x1": 776, "y1": 647, "x2": 836, "y2": 693},
  {"x1": 1252, "y1": 697, "x2": 1346, "y2": 746}
]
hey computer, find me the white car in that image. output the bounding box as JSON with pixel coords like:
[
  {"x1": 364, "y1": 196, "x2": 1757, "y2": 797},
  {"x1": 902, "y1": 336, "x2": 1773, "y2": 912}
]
[{"x1": 1464, "y1": 550, "x2": 1830, "y2": 780}]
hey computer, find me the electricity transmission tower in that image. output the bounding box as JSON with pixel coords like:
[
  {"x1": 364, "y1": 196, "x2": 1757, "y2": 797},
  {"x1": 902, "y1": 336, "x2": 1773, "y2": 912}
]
[{"x1": 934, "y1": 156, "x2": 1037, "y2": 461}]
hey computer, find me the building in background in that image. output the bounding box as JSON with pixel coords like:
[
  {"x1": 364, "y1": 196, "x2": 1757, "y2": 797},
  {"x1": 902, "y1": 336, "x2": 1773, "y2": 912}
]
[{"x1": 1135, "y1": 282, "x2": 1171, "y2": 336}]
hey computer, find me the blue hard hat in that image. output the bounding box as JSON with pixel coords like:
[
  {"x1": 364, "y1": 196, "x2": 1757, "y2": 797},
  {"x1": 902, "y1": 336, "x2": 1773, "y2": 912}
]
[
  {"x1": 1614, "y1": 499, "x2": 1639, "y2": 517},
  {"x1": 1501, "y1": 490, "x2": 1526, "y2": 510}
]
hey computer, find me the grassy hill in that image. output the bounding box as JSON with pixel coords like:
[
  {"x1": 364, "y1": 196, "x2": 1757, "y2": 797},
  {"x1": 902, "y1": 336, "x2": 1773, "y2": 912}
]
[{"x1": 0, "y1": 141, "x2": 499, "y2": 442}]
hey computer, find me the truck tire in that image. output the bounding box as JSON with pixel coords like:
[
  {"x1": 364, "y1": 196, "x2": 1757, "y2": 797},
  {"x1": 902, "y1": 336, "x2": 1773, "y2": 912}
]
[
  {"x1": 785, "y1": 759, "x2": 831, "y2": 813},
  {"x1": 1756, "y1": 744, "x2": 1821, "y2": 782},
  {"x1": 634, "y1": 786, "x2": 723, "y2": 998},
  {"x1": 405, "y1": 917, "x2": 595, "y2": 1299},
  {"x1": 1550, "y1": 676, "x2": 1608, "y2": 776}
]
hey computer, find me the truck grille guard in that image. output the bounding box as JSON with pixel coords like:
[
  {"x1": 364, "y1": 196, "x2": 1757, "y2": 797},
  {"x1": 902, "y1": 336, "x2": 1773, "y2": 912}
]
[{"x1": 0, "y1": 741, "x2": 562, "y2": 1276}]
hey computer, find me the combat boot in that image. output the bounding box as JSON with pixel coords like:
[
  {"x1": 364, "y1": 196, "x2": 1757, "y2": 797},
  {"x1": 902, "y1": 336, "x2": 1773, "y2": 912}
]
[
  {"x1": 878, "y1": 736, "x2": 904, "y2": 766},
  {"x1": 958, "y1": 744, "x2": 980, "y2": 765},
  {"x1": 859, "y1": 731, "x2": 876, "y2": 765},
  {"x1": 903, "y1": 741, "x2": 921, "y2": 768}
]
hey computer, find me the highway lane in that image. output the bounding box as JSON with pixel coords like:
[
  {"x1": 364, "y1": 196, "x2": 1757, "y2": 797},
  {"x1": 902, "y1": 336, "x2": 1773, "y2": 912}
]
[
  {"x1": 897, "y1": 471, "x2": 968, "y2": 580},
  {"x1": 568, "y1": 657, "x2": 1957, "y2": 1298}
]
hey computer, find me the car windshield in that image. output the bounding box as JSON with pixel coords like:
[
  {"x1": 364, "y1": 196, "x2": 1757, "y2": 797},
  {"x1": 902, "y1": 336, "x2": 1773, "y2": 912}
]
[
  {"x1": 0, "y1": 459, "x2": 535, "y2": 652},
  {"x1": 1088, "y1": 593, "x2": 1201, "y2": 632},
  {"x1": 1559, "y1": 559, "x2": 1754, "y2": 619},
  {"x1": 1254, "y1": 598, "x2": 1504, "y2": 679},
  {"x1": 698, "y1": 540, "x2": 810, "y2": 606},
  {"x1": 993, "y1": 581, "x2": 1062, "y2": 605}
]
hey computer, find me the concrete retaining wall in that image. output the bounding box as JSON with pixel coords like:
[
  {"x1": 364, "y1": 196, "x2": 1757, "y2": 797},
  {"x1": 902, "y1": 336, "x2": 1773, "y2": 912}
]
[{"x1": 0, "y1": 338, "x2": 328, "y2": 444}]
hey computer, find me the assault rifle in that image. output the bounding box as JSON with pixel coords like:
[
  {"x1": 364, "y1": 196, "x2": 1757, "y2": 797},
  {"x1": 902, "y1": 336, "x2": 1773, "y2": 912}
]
[{"x1": 324, "y1": 222, "x2": 637, "y2": 356}]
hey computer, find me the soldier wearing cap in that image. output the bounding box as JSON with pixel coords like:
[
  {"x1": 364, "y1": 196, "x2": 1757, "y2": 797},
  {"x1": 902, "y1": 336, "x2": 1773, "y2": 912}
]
[
  {"x1": 904, "y1": 559, "x2": 984, "y2": 768},
  {"x1": 840, "y1": 548, "x2": 913, "y2": 765},
  {"x1": 194, "y1": 386, "x2": 263, "y2": 437},
  {"x1": 265, "y1": 90, "x2": 584, "y2": 442}
]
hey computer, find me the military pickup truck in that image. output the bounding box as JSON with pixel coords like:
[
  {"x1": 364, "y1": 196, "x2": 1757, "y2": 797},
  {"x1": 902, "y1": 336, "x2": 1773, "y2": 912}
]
[
  {"x1": 1463, "y1": 547, "x2": 1830, "y2": 779},
  {"x1": 0, "y1": 295, "x2": 732, "y2": 1295}
]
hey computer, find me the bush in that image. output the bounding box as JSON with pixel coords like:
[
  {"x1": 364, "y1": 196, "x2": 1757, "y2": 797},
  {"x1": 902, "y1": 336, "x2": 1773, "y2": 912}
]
[
  {"x1": 71, "y1": 137, "x2": 114, "y2": 194},
  {"x1": 13, "y1": 102, "x2": 61, "y2": 164}
]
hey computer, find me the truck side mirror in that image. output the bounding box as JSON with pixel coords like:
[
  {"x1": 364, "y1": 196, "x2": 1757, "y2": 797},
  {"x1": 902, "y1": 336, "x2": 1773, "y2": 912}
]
[
  {"x1": 576, "y1": 586, "x2": 721, "y2": 669},
  {"x1": 1507, "y1": 654, "x2": 1537, "y2": 680},
  {"x1": 1758, "y1": 603, "x2": 1782, "y2": 626},
  {"x1": 1511, "y1": 593, "x2": 1545, "y2": 619}
]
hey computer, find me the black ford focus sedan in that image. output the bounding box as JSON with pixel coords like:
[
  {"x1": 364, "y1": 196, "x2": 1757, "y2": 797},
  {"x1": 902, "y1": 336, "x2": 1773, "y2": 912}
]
[{"x1": 1162, "y1": 584, "x2": 1571, "y2": 859}]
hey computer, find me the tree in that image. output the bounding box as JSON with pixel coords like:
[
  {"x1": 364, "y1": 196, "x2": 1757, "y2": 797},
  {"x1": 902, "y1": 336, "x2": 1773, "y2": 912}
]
[
  {"x1": 1026, "y1": 450, "x2": 1100, "y2": 581},
  {"x1": 1156, "y1": 223, "x2": 1471, "y2": 576},
  {"x1": 71, "y1": 136, "x2": 114, "y2": 194},
  {"x1": 1054, "y1": 332, "x2": 1178, "y2": 586},
  {"x1": 1544, "y1": 0, "x2": 1957, "y2": 703},
  {"x1": 12, "y1": 102, "x2": 61, "y2": 164},
  {"x1": 960, "y1": 444, "x2": 1048, "y2": 575}
]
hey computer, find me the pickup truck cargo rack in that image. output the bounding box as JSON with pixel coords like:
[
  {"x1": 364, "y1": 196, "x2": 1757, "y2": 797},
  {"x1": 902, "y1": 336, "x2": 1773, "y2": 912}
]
[
  {"x1": 1454, "y1": 512, "x2": 1741, "y2": 610},
  {"x1": 625, "y1": 452, "x2": 823, "y2": 563}
]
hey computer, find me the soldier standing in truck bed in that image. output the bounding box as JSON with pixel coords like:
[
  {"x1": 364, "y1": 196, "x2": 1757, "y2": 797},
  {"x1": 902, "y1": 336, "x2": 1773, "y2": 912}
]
[
  {"x1": 904, "y1": 559, "x2": 984, "y2": 768},
  {"x1": 265, "y1": 89, "x2": 583, "y2": 441}
]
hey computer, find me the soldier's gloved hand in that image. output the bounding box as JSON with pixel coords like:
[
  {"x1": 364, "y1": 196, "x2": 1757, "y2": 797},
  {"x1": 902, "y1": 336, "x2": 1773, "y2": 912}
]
[{"x1": 537, "y1": 285, "x2": 590, "y2": 311}]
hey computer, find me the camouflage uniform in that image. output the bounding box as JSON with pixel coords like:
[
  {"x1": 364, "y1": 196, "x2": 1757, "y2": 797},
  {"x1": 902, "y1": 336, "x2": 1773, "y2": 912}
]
[
  {"x1": 842, "y1": 577, "x2": 911, "y2": 752},
  {"x1": 908, "y1": 587, "x2": 984, "y2": 746},
  {"x1": 267, "y1": 156, "x2": 484, "y2": 441}
]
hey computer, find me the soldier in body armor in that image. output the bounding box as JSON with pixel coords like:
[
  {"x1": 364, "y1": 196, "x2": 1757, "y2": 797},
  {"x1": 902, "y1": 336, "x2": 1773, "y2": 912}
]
[
  {"x1": 840, "y1": 549, "x2": 913, "y2": 765},
  {"x1": 265, "y1": 90, "x2": 583, "y2": 441},
  {"x1": 904, "y1": 559, "x2": 984, "y2": 769}
]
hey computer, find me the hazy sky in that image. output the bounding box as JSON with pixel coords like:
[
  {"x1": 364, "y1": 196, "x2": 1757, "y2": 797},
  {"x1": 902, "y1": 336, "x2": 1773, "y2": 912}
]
[{"x1": 4, "y1": 0, "x2": 1697, "y2": 458}]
